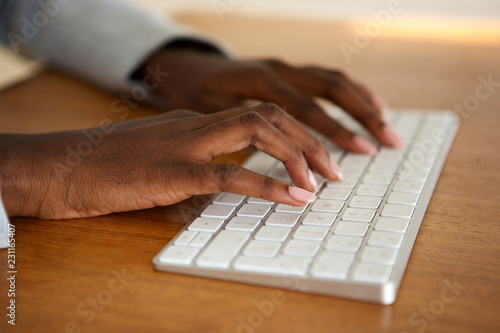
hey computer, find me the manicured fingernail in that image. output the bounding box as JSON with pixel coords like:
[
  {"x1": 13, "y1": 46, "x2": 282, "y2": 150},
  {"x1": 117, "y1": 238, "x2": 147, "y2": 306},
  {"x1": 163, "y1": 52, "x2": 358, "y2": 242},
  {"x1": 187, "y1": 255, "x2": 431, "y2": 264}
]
[
  {"x1": 373, "y1": 94, "x2": 389, "y2": 110},
  {"x1": 329, "y1": 157, "x2": 343, "y2": 181},
  {"x1": 382, "y1": 125, "x2": 405, "y2": 148},
  {"x1": 289, "y1": 186, "x2": 316, "y2": 203},
  {"x1": 353, "y1": 136, "x2": 378, "y2": 155},
  {"x1": 308, "y1": 169, "x2": 319, "y2": 192}
]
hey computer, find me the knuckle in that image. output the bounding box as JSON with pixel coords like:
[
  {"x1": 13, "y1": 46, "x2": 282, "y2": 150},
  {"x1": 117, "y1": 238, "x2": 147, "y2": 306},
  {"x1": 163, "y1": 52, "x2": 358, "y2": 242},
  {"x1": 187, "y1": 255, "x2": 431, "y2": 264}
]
[
  {"x1": 255, "y1": 102, "x2": 287, "y2": 122},
  {"x1": 264, "y1": 58, "x2": 286, "y2": 68},
  {"x1": 239, "y1": 111, "x2": 265, "y2": 133},
  {"x1": 214, "y1": 164, "x2": 241, "y2": 192},
  {"x1": 259, "y1": 176, "x2": 276, "y2": 198},
  {"x1": 243, "y1": 62, "x2": 274, "y2": 78}
]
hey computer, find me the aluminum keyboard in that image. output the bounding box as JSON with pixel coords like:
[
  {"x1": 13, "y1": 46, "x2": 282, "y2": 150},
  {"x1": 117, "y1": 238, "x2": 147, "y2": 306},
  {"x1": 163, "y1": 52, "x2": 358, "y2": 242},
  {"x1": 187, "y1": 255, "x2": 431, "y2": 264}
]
[{"x1": 153, "y1": 109, "x2": 459, "y2": 304}]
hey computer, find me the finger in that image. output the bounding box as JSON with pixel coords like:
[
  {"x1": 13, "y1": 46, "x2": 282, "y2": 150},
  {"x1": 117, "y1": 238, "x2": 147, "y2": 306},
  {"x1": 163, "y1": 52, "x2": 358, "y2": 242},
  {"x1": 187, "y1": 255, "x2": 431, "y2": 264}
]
[
  {"x1": 264, "y1": 61, "x2": 403, "y2": 148},
  {"x1": 220, "y1": 64, "x2": 379, "y2": 154},
  {"x1": 181, "y1": 111, "x2": 315, "y2": 192},
  {"x1": 308, "y1": 68, "x2": 382, "y2": 113},
  {"x1": 173, "y1": 163, "x2": 316, "y2": 206},
  {"x1": 173, "y1": 103, "x2": 341, "y2": 181}
]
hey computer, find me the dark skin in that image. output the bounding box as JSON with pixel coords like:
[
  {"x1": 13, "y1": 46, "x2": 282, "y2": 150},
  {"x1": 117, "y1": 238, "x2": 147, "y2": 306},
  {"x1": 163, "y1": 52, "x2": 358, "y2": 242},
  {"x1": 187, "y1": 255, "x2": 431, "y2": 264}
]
[
  {"x1": 145, "y1": 47, "x2": 402, "y2": 153},
  {"x1": 0, "y1": 47, "x2": 402, "y2": 219}
]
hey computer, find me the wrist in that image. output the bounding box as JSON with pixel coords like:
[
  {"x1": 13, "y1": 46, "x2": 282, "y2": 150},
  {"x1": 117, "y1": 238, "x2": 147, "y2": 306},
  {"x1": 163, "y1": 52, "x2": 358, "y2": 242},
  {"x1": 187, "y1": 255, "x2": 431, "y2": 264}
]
[
  {"x1": 131, "y1": 39, "x2": 225, "y2": 84},
  {"x1": 0, "y1": 134, "x2": 60, "y2": 218}
]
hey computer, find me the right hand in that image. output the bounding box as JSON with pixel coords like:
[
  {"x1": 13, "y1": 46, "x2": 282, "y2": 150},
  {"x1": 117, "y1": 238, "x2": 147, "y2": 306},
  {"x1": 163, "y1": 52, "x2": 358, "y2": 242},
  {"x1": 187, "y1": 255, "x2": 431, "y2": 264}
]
[{"x1": 0, "y1": 103, "x2": 341, "y2": 219}]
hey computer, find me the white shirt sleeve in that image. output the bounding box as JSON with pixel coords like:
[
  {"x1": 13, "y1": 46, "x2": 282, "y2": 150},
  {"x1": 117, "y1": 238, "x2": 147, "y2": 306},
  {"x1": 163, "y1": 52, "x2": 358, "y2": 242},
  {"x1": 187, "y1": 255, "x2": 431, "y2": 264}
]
[
  {"x1": 0, "y1": 191, "x2": 9, "y2": 249},
  {"x1": 0, "y1": 0, "x2": 234, "y2": 92}
]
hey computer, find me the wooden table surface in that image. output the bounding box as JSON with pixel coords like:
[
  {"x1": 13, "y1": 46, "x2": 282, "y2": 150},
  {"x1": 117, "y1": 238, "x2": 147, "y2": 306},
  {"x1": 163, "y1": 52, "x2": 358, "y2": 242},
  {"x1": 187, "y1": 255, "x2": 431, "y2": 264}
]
[{"x1": 0, "y1": 13, "x2": 499, "y2": 333}]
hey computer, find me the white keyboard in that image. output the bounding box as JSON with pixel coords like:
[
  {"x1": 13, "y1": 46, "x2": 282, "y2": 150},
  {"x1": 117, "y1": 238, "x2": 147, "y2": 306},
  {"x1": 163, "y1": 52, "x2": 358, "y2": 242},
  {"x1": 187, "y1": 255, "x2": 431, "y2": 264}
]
[{"x1": 153, "y1": 109, "x2": 459, "y2": 304}]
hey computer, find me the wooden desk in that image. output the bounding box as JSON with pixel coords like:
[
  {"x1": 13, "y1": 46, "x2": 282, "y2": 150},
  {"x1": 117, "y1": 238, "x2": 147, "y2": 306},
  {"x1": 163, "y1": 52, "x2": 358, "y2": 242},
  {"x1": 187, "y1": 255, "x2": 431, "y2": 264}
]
[{"x1": 1, "y1": 14, "x2": 499, "y2": 333}]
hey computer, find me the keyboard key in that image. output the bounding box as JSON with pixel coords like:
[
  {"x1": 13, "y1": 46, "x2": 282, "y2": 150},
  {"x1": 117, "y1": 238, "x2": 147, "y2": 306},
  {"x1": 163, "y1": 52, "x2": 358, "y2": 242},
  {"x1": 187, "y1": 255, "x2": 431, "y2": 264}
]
[
  {"x1": 327, "y1": 178, "x2": 358, "y2": 189},
  {"x1": 302, "y1": 212, "x2": 337, "y2": 226},
  {"x1": 340, "y1": 153, "x2": 372, "y2": 168},
  {"x1": 201, "y1": 205, "x2": 235, "y2": 219},
  {"x1": 381, "y1": 204, "x2": 414, "y2": 219},
  {"x1": 352, "y1": 263, "x2": 392, "y2": 283},
  {"x1": 356, "y1": 184, "x2": 388, "y2": 197},
  {"x1": 375, "y1": 217, "x2": 410, "y2": 233},
  {"x1": 255, "y1": 226, "x2": 291, "y2": 242},
  {"x1": 234, "y1": 255, "x2": 311, "y2": 276},
  {"x1": 159, "y1": 246, "x2": 199, "y2": 265},
  {"x1": 393, "y1": 180, "x2": 425, "y2": 193},
  {"x1": 225, "y1": 216, "x2": 261, "y2": 232},
  {"x1": 368, "y1": 231, "x2": 404, "y2": 248},
  {"x1": 310, "y1": 251, "x2": 355, "y2": 279},
  {"x1": 387, "y1": 192, "x2": 419, "y2": 206},
  {"x1": 349, "y1": 195, "x2": 381, "y2": 209},
  {"x1": 212, "y1": 192, "x2": 246, "y2": 206},
  {"x1": 372, "y1": 156, "x2": 401, "y2": 167},
  {"x1": 243, "y1": 240, "x2": 281, "y2": 258},
  {"x1": 174, "y1": 230, "x2": 197, "y2": 246},
  {"x1": 283, "y1": 240, "x2": 321, "y2": 257},
  {"x1": 398, "y1": 170, "x2": 428, "y2": 182},
  {"x1": 293, "y1": 225, "x2": 329, "y2": 241},
  {"x1": 237, "y1": 204, "x2": 271, "y2": 218},
  {"x1": 340, "y1": 167, "x2": 365, "y2": 178},
  {"x1": 368, "y1": 164, "x2": 398, "y2": 176},
  {"x1": 196, "y1": 230, "x2": 250, "y2": 268},
  {"x1": 311, "y1": 199, "x2": 344, "y2": 213},
  {"x1": 275, "y1": 203, "x2": 308, "y2": 214},
  {"x1": 362, "y1": 173, "x2": 393, "y2": 186},
  {"x1": 403, "y1": 159, "x2": 434, "y2": 172},
  {"x1": 341, "y1": 208, "x2": 376, "y2": 223},
  {"x1": 377, "y1": 148, "x2": 404, "y2": 162},
  {"x1": 320, "y1": 188, "x2": 351, "y2": 200},
  {"x1": 189, "y1": 232, "x2": 213, "y2": 248},
  {"x1": 361, "y1": 246, "x2": 398, "y2": 265},
  {"x1": 334, "y1": 221, "x2": 369, "y2": 237},
  {"x1": 265, "y1": 213, "x2": 300, "y2": 227},
  {"x1": 188, "y1": 218, "x2": 225, "y2": 233},
  {"x1": 325, "y1": 235, "x2": 362, "y2": 253}
]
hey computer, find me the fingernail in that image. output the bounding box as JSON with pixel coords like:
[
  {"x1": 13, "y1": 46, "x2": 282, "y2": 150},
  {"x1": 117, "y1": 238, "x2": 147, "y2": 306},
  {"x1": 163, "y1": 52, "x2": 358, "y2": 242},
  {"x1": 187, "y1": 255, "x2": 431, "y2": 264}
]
[
  {"x1": 382, "y1": 125, "x2": 405, "y2": 148},
  {"x1": 329, "y1": 157, "x2": 343, "y2": 181},
  {"x1": 373, "y1": 94, "x2": 389, "y2": 110},
  {"x1": 288, "y1": 186, "x2": 316, "y2": 203},
  {"x1": 308, "y1": 169, "x2": 319, "y2": 192},
  {"x1": 353, "y1": 136, "x2": 378, "y2": 155}
]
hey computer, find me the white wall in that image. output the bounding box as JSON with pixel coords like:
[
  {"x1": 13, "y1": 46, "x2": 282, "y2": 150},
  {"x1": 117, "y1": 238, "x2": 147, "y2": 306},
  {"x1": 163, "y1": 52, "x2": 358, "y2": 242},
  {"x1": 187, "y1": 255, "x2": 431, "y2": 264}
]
[{"x1": 138, "y1": 0, "x2": 500, "y2": 22}]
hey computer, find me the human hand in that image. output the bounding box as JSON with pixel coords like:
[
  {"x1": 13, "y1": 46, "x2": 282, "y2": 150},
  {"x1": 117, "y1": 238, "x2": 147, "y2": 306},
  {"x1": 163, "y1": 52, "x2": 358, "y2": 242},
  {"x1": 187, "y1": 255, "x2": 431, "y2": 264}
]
[
  {"x1": 0, "y1": 104, "x2": 339, "y2": 219},
  {"x1": 144, "y1": 47, "x2": 403, "y2": 154}
]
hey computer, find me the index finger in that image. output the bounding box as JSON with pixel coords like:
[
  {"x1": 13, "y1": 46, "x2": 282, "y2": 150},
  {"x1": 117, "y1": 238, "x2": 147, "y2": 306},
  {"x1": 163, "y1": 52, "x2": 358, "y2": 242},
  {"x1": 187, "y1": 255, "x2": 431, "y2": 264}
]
[{"x1": 264, "y1": 61, "x2": 404, "y2": 149}]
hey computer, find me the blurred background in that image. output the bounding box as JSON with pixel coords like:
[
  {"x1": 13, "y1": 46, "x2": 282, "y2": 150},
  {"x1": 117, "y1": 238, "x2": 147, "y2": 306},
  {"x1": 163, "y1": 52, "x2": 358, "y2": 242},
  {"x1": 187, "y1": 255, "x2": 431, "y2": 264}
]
[{"x1": 1, "y1": 0, "x2": 499, "y2": 90}]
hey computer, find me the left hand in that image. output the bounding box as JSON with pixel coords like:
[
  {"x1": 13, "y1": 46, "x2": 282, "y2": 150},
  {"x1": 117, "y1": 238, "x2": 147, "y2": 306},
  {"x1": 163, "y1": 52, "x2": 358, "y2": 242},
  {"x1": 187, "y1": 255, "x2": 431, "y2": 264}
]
[{"x1": 143, "y1": 47, "x2": 403, "y2": 154}]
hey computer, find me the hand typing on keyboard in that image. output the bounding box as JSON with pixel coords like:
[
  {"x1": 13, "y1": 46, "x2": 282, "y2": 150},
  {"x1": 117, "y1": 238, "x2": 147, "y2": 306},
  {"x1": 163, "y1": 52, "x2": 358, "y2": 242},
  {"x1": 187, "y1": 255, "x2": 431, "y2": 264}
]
[
  {"x1": 0, "y1": 103, "x2": 343, "y2": 219},
  {"x1": 1, "y1": 2, "x2": 406, "y2": 222},
  {"x1": 154, "y1": 109, "x2": 459, "y2": 304},
  {"x1": 145, "y1": 49, "x2": 403, "y2": 154}
]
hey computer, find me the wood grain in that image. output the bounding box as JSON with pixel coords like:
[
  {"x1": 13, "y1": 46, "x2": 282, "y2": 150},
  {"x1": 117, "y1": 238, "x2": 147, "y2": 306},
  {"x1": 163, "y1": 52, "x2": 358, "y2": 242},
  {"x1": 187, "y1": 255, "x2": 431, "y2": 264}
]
[{"x1": 0, "y1": 13, "x2": 499, "y2": 333}]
